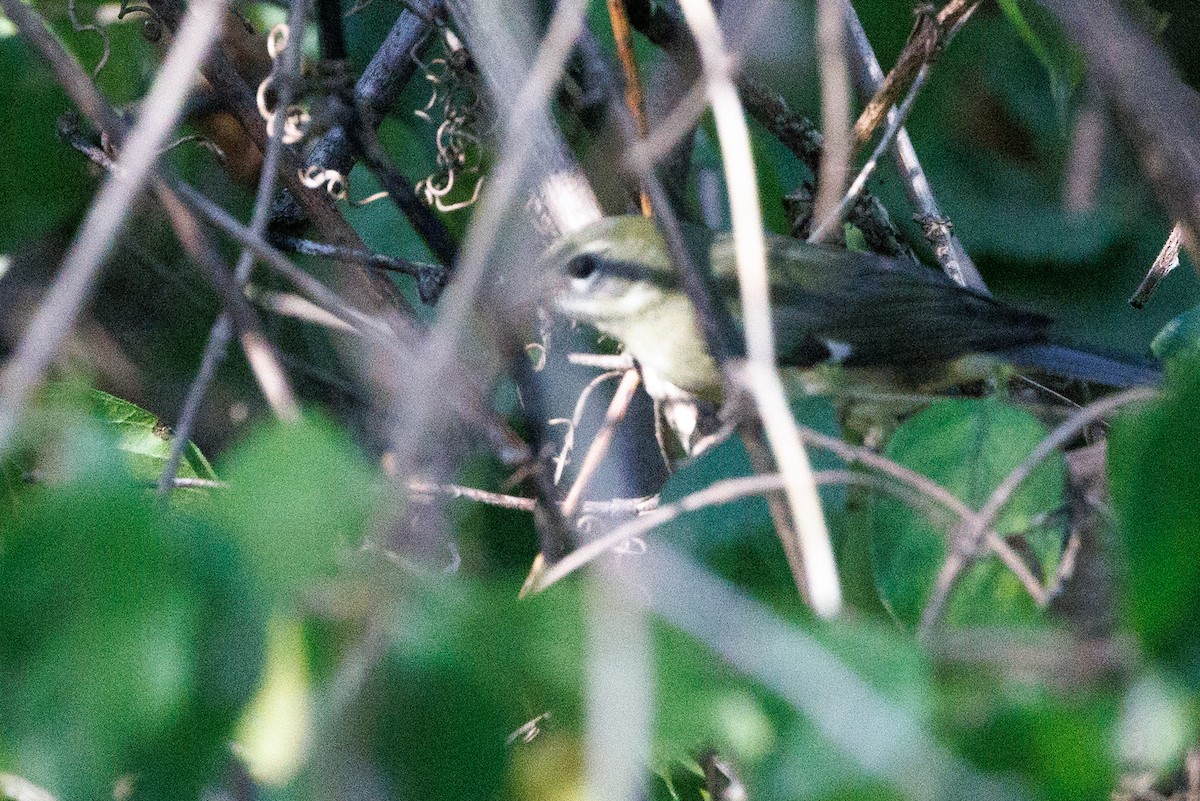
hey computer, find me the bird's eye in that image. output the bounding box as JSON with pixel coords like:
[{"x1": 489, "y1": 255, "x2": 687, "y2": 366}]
[{"x1": 565, "y1": 253, "x2": 601, "y2": 280}]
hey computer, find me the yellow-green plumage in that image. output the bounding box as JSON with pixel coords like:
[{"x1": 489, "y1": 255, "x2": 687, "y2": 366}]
[{"x1": 545, "y1": 215, "x2": 1053, "y2": 403}]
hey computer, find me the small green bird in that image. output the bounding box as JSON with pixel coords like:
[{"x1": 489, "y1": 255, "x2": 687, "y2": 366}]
[{"x1": 545, "y1": 215, "x2": 1158, "y2": 448}]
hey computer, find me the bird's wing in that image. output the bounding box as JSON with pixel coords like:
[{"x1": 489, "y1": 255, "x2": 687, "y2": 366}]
[{"x1": 710, "y1": 231, "x2": 1053, "y2": 368}]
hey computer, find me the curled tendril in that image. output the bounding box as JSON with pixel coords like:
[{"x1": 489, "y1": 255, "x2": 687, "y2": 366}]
[
  {"x1": 255, "y1": 23, "x2": 310, "y2": 146},
  {"x1": 300, "y1": 166, "x2": 390, "y2": 206},
  {"x1": 68, "y1": 0, "x2": 111, "y2": 77},
  {"x1": 412, "y1": 27, "x2": 488, "y2": 213},
  {"x1": 267, "y1": 23, "x2": 289, "y2": 59},
  {"x1": 160, "y1": 134, "x2": 228, "y2": 163}
]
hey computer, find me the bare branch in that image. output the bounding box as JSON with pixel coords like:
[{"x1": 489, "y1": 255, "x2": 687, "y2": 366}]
[
  {"x1": 851, "y1": 1, "x2": 981, "y2": 146},
  {"x1": 531, "y1": 468, "x2": 957, "y2": 596},
  {"x1": 1039, "y1": 0, "x2": 1200, "y2": 268},
  {"x1": 970, "y1": 388, "x2": 1156, "y2": 547},
  {"x1": 560, "y1": 368, "x2": 641, "y2": 517},
  {"x1": 677, "y1": 0, "x2": 842, "y2": 618},
  {"x1": 1130, "y1": 222, "x2": 1184, "y2": 309},
  {"x1": 809, "y1": 60, "x2": 929, "y2": 244},
  {"x1": 811, "y1": 0, "x2": 852, "y2": 230},
  {"x1": 840, "y1": 0, "x2": 988, "y2": 292},
  {"x1": 389, "y1": 0, "x2": 595, "y2": 475},
  {"x1": 920, "y1": 387, "x2": 1157, "y2": 635},
  {"x1": 159, "y1": 0, "x2": 310, "y2": 492}
]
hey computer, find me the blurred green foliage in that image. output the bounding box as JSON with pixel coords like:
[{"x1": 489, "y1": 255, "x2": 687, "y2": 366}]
[
  {"x1": 1110, "y1": 355, "x2": 1200, "y2": 683},
  {"x1": 0, "y1": 418, "x2": 265, "y2": 801}
]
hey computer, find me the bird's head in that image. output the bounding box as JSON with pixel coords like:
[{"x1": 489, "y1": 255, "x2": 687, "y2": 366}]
[{"x1": 541, "y1": 216, "x2": 678, "y2": 332}]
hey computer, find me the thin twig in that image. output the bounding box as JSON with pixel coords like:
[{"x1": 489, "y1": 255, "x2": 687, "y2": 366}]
[
  {"x1": 809, "y1": 61, "x2": 929, "y2": 244},
  {"x1": 345, "y1": 116, "x2": 460, "y2": 267},
  {"x1": 1130, "y1": 222, "x2": 1184, "y2": 309},
  {"x1": 412, "y1": 482, "x2": 656, "y2": 517},
  {"x1": 276, "y1": 1, "x2": 445, "y2": 230},
  {"x1": 970, "y1": 388, "x2": 1156, "y2": 545},
  {"x1": 839, "y1": 0, "x2": 988, "y2": 292},
  {"x1": 272, "y1": 234, "x2": 451, "y2": 303},
  {"x1": 919, "y1": 387, "x2": 1157, "y2": 636},
  {"x1": 1046, "y1": 523, "x2": 1083, "y2": 600},
  {"x1": 626, "y1": 79, "x2": 708, "y2": 171},
  {"x1": 169, "y1": 477, "x2": 231, "y2": 489},
  {"x1": 409, "y1": 480, "x2": 537, "y2": 511},
  {"x1": 530, "y1": 469, "x2": 942, "y2": 593},
  {"x1": 798, "y1": 424, "x2": 971, "y2": 518},
  {"x1": 174, "y1": 186, "x2": 390, "y2": 337},
  {"x1": 852, "y1": 1, "x2": 980, "y2": 146},
  {"x1": 983, "y1": 530, "x2": 1049, "y2": 605},
  {"x1": 552, "y1": 369, "x2": 627, "y2": 484},
  {"x1": 735, "y1": 74, "x2": 913, "y2": 259},
  {"x1": 389, "y1": 0, "x2": 591, "y2": 474},
  {"x1": 149, "y1": 0, "x2": 416, "y2": 321},
  {"x1": 918, "y1": 548, "x2": 968, "y2": 639},
  {"x1": 567, "y1": 352, "x2": 635, "y2": 370},
  {"x1": 812, "y1": 0, "x2": 852, "y2": 229},
  {"x1": 247, "y1": 285, "x2": 359, "y2": 333},
  {"x1": 560, "y1": 368, "x2": 641, "y2": 517},
  {"x1": 605, "y1": 0, "x2": 651, "y2": 215},
  {"x1": 677, "y1": 0, "x2": 842, "y2": 618},
  {"x1": 0, "y1": 0, "x2": 229, "y2": 454},
  {"x1": 159, "y1": 0, "x2": 308, "y2": 492},
  {"x1": 154, "y1": 185, "x2": 301, "y2": 420}
]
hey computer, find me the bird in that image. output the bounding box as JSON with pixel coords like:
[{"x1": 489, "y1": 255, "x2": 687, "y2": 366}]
[{"x1": 544, "y1": 215, "x2": 1159, "y2": 453}]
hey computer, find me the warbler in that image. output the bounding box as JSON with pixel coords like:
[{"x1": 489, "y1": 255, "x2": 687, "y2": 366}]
[{"x1": 545, "y1": 215, "x2": 1158, "y2": 451}]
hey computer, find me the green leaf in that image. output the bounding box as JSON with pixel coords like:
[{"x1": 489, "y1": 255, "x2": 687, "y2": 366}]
[
  {"x1": 209, "y1": 414, "x2": 379, "y2": 604},
  {"x1": 1109, "y1": 355, "x2": 1200, "y2": 679},
  {"x1": 751, "y1": 620, "x2": 930, "y2": 801},
  {"x1": 81, "y1": 388, "x2": 217, "y2": 483},
  {"x1": 368, "y1": 577, "x2": 583, "y2": 801},
  {"x1": 871, "y1": 398, "x2": 1064, "y2": 628},
  {"x1": 1150, "y1": 302, "x2": 1200, "y2": 360},
  {"x1": 0, "y1": 480, "x2": 265, "y2": 801},
  {"x1": 0, "y1": 43, "x2": 89, "y2": 251},
  {"x1": 0, "y1": 384, "x2": 216, "y2": 526},
  {"x1": 995, "y1": 0, "x2": 1080, "y2": 112}
]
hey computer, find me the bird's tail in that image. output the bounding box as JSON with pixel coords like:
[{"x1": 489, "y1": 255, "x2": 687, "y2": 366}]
[{"x1": 1000, "y1": 343, "x2": 1162, "y2": 388}]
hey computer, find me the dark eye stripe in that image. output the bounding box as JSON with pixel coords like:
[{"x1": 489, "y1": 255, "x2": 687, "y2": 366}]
[
  {"x1": 564, "y1": 256, "x2": 681, "y2": 290},
  {"x1": 566, "y1": 253, "x2": 601, "y2": 279}
]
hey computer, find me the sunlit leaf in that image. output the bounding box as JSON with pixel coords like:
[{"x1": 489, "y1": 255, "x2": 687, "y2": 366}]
[
  {"x1": 82, "y1": 388, "x2": 217, "y2": 483},
  {"x1": 1150, "y1": 302, "x2": 1200, "y2": 360}
]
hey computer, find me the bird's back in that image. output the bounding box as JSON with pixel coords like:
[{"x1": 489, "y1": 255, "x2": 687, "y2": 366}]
[{"x1": 704, "y1": 230, "x2": 1053, "y2": 370}]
